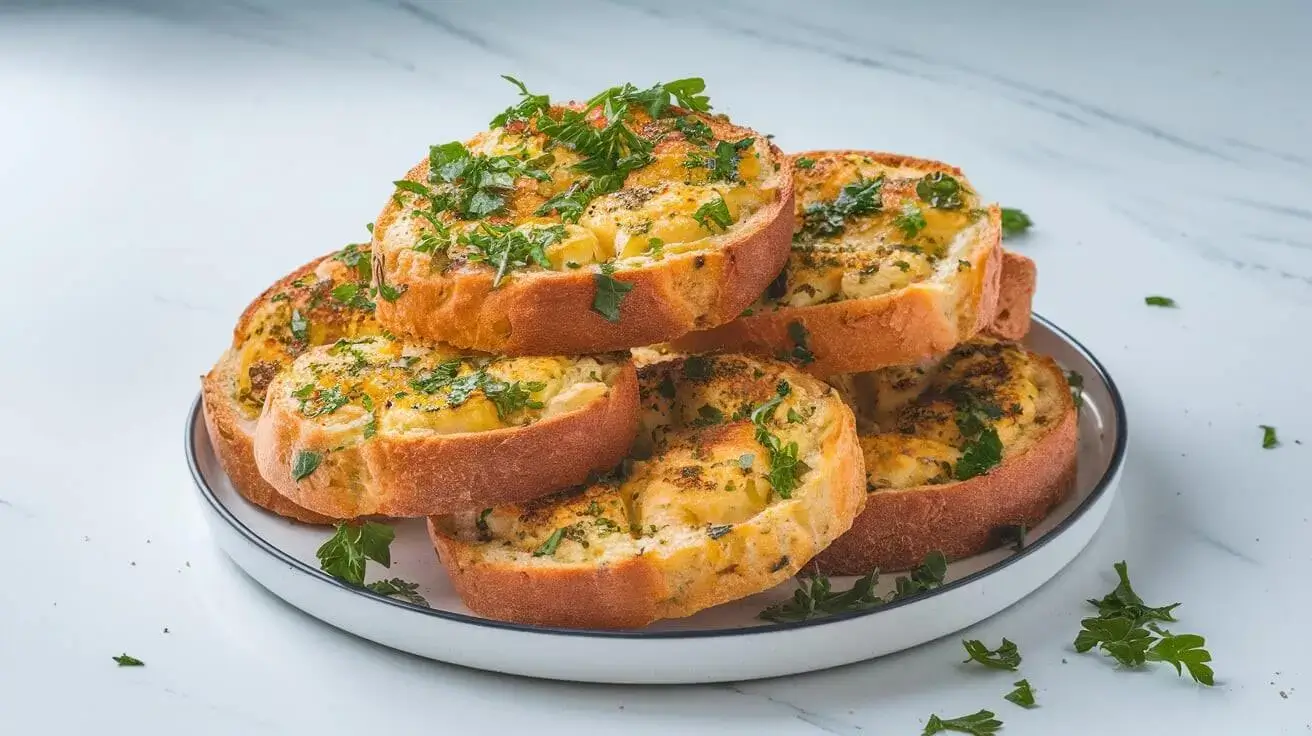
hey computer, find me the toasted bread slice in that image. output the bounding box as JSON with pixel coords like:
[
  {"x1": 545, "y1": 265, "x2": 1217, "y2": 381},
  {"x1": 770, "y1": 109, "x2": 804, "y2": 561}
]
[
  {"x1": 812, "y1": 338, "x2": 1077, "y2": 574},
  {"x1": 987, "y1": 250, "x2": 1036, "y2": 340},
  {"x1": 201, "y1": 245, "x2": 380, "y2": 524},
  {"x1": 428, "y1": 353, "x2": 865, "y2": 629},
  {"x1": 671, "y1": 151, "x2": 1004, "y2": 376},
  {"x1": 372, "y1": 92, "x2": 793, "y2": 356},
  {"x1": 253, "y1": 337, "x2": 638, "y2": 518}
]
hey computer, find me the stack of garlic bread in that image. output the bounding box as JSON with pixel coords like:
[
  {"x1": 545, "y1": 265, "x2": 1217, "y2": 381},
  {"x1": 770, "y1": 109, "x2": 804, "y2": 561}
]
[{"x1": 201, "y1": 77, "x2": 1076, "y2": 629}]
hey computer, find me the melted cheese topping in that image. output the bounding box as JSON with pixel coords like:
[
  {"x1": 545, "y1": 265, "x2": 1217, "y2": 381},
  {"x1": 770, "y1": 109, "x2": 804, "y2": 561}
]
[
  {"x1": 232, "y1": 247, "x2": 380, "y2": 418},
  {"x1": 856, "y1": 339, "x2": 1053, "y2": 490},
  {"x1": 752, "y1": 153, "x2": 986, "y2": 311},
  {"x1": 441, "y1": 355, "x2": 839, "y2": 564},
  {"x1": 275, "y1": 336, "x2": 622, "y2": 439},
  {"x1": 377, "y1": 106, "x2": 784, "y2": 288}
]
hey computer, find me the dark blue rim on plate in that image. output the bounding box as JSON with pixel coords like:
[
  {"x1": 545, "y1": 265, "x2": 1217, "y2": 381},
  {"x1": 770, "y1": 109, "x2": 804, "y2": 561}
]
[{"x1": 186, "y1": 313, "x2": 1128, "y2": 639}]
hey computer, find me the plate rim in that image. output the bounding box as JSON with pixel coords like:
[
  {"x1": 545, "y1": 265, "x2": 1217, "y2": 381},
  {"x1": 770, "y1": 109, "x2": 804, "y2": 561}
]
[{"x1": 186, "y1": 313, "x2": 1128, "y2": 640}]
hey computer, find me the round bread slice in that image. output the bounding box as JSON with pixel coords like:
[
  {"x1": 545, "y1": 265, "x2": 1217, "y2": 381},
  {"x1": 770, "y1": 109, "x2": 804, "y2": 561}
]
[
  {"x1": 812, "y1": 338, "x2": 1077, "y2": 574},
  {"x1": 428, "y1": 353, "x2": 865, "y2": 630},
  {"x1": 201, "y1": 244, "x2": 380, "y2": 524},
  {"x1": 672, "y1": 151, "x2": 1004, "y2": 376},
  {"x1": 371, "y1": 83, "x2": 793, "y2": 356},
  {"x1": 253, "y1": 337, "x2": 639, "y2": 518}
]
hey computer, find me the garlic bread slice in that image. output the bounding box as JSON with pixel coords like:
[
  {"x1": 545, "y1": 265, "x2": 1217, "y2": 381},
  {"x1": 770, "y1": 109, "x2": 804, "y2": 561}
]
[
  {"x1": 429, "y1": 353, "x2": 865, "y2": 629},
  {"x1": 372, "y1": 79, "x2": 793, "y2": 355},
  {"x1": 252, "y1": 338, "x2": 638, "y2": 518},
  {"x1": 813, "y1": 338, "x2": 1077, "y2": 574},
  {"x1": 673, "y1": 151, "x2": 1004, "y2": 376},
  {"x1": 201, "y1": 245, "x2": 379, "y2": 524}
]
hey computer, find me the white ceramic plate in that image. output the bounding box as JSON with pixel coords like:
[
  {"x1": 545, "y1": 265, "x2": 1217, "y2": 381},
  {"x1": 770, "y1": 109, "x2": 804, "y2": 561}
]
[{"x1": 187, "y1": 315, "x2": 1126, "y2": 684}]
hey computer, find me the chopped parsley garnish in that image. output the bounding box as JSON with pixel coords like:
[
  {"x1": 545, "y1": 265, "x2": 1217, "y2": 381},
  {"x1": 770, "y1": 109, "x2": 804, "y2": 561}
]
[
  {"x1": 316, "y1": 521, "x2": 395, "y2": 586},
  {"x1": 794, "y1": 156, "x2": 816, "y2": 170},
  {"x1": 409, "y1": 359, "x2": 463, "y2": 394},
  {"x1": 361, "y1": 394, "x2": 377, "y2": 439},
  {"x1": 786, "y1": 321, "x2": 815, "y2": 365},
  {"x1": 961, "y1": 638, "x2": 1021, "y2": 670},
  {"x1": 749, "y1": 381, "x2": 805, "y2": 499},
  {"x1": 674, "y1": 115, "x2": 713, "y2": 144},
  {"x1": 1260, "y1": 424, "x2": 1279, "y2": 449},
  {"x1": 1074, "y1": 561, "x2": 1214, "y2": 685},
  {"x1": 894, "y1": 203, "x2": 927, "y2": 238},
  {"x1": 758, "y1": 550, "x2": 948, "y2": 622},
  {"x1": 657, "y1": 373, "x2": 677, "y2": 399},
  {"x1": 377, "y1": 281, "x2": 406, "y2": 302},
  {"x1": 1145, "y1": 295, "x2": 1177, "y2": 308},
  {"x1": 693, "y1": 195, "x2": 734, "y2": 233},
  {"x1": 953, "y1": 392, "x2": 1005, "y2": 480},
  {"x1": 916, "y1": 172, "x2": 964, "y2": 209},
  {"x1": 475, "y1": 508, "x2": 493, "y2": 539},
  {"x1": 289, "y1": 309, "x2": 309, "y2": 342},
  {"x1": 1004, "y1": 679, "x2": 1036, "y2": 709},
  {"x1": 295, "y1": 384, "x2": 350, "y2": 417},
  {"x1": 411, "y1": 362, "x2": 543, "y2": 419},
  {"x1": 113, "y1": 654, "x2": 145, "y2": 667},
  {"x1": 592, "y1": 263, "x2": 633, "y2": 322},
  {"x1": 922, "y1": 710, "x2": 1001, "y2": 735},
  {"x1": 646, "y1": 236, "x2": 664, "y2": 258},
  {"x1": 330, "y1": 282, "x2": 375, "y2": 311},
  {"x1": 479, "y1": 374, "x2": 546, "y2": 420},
  {"x1": 333, "y1": 243, "x2": 373, "y2": 281},
  {"x1": 893, "y1": 259, "x2": 912, "y2": 272},
  {"x1": 799, "y1": 176, "x2": 883, "y2": 239},
  {"x1": 399, "y1": 140, "x2": 550, "y2": 221},
  {"x1": 461, "y1": 223, "x2": 564, "y2": 288},
  {"x1": 691, "y1": 404, "x2": 725, "y2": 427},
  {"x1": 682, "y1": 355, "x2": 713, "y2": 380},
  {"x1": 291, "y1": 450, "x2": 322, "y2": 481},
  {"x1": 587, "y1": 78, "x2": 712, "y2": 118},
  {"x1": 686, "y1": 137, "x2": 754, "y2": 182},
  {"x1": 365, "y1": 578, "x2": 429, "y2": 606},
  {"x1": 1000, "y1": 207, "x2": 1033, "y2": 237},
  {"x1": 533, "y1": 528, "x2": 565, "y2": 557},
  {"x1": 489, "y1": 74, "x2": 551, "y2": 128}
]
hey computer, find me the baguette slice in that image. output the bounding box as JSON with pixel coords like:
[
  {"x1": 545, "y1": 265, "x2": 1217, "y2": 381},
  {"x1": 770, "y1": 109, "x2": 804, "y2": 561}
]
[
  {"x1": 372, "y1": 97, "x2": 793, "y2": 356},
  {"x1": 812, "y1": 338, "x2": 1077, "y2": 574},
  {"x1": 429, "y1": 353, "x2": 865, "y2": 629},
  {"x1": 201, "y1": 245, "x2": 380, "y2": 524},
  {"x1": 671, "y1": 151, "x2": 1004, "y2": 376},
  {"x1": 987, "y1": 250, "x2": 1036, "y2": 340},
  {"x1": 253, "y1": 338, "x2": 639, "y2": 518}
]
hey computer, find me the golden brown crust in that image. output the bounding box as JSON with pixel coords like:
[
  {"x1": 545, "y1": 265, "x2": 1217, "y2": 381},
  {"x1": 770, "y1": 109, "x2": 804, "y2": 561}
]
[
  {"x1": 987, "y1": 250, "x2": 1037, "y2": 340},
  {"x1": 372, "y1": 149, "x2": 795, "y2": 357},
  {"x1": 811, "y1": 355, "x2": 1077, "y2": 574},
  {"x1": 201, "y1": 351, "x2": 337, "y2": 525},
  {"x1": 428, "y1": 356, "x2": 866, "y2": 629},
  {"x1": 253, "y1": 363, "x2": 641, "y2": 518},
  {"x1": 670, "y1": 151, "x2": 1004, "y2": 377}
]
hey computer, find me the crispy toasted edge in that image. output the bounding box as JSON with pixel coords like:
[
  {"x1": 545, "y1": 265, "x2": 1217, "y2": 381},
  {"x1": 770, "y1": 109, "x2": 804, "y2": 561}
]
[
  {"x1": 426, "y1": 364, "x2": 868, "y2": 629},
  {"x1": 200, "y1": 255, "x2": 343, "y2": 525},
  {"x1": 252, "y1": 360, "x2": 641, "y2": 518},
  {"x1": 986, "y1": 250, "x2": 1036, "y2": 340},
  {"x1": 810, "y1": 352, "x2": 1077, "y2": 574},
  {"x1": 371, "y1": 147, "x2": 795, "y2": 356},
  {"x1": 669, "y1": 151, "x2": 1003, "y2": 377}
]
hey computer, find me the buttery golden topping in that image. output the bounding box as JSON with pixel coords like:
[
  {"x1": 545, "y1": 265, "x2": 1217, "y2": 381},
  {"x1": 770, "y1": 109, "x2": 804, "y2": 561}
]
[
  {"x1": 753, "y1": 152, "x2": 987, "y2": 310},
  {"x1": 443, "y1": 354, "x2": 842, "y2": 564},
  {"x1": 855, "y1": 339, "x2": 1050, "y2": 489},
  {"x1": 232, "y1": 244, "x2": 379, "y2": 417},
  {"x1": 274, "y1": 336, "x2": 624, "y2": 440},
  {"x1": 374, "y1": 79, "x2": 785, "y2": 304}
]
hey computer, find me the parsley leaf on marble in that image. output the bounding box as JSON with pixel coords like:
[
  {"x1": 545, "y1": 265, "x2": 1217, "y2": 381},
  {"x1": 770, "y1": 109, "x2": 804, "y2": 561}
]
[
  {"x1": 291, "y1": 450, "x2": 322, "y2": 481},
  {"x1": 113, "y1": 654, "x2": 145, "y2": 667},
  {"x1": 1260, "y1": 425, "x2": 1279, "y2": 449},
  {"x1": 1000, "y1": 207, "x2": 1033, "y2": 237},
  {"x1": 922, "y1": 710, "x2": 1002, "y2": 735},
  {"x1": 592, "y1": 263, "x2": 634, "y2": 322},
  {"x1": 1004, "y1": 680, "x2": 1036, "y2": 709},
  {"x1": 962, "y1": 638, "x2": 1022, "y2": 670},
  {"x1": 1074, "y1": 561, "x2": 1214, "y2": 685},
  {"x1": 1145, "y1": 295, "x2": 1177, "y2": 308},
  {"x1": 316, "y1": 522, "x2": 395, "y2": 586}
]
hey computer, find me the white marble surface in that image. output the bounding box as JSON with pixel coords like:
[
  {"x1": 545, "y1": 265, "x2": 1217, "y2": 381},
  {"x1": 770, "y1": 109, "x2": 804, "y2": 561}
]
[{"x1": 2, "y1": 0, "x2": 1310, "y2": 732}]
